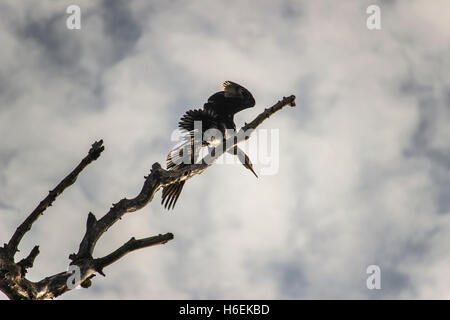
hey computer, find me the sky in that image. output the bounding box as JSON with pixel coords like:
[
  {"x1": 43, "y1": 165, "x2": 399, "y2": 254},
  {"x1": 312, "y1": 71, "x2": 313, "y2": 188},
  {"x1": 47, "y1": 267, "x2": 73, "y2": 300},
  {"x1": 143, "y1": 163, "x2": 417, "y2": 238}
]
[{"x1": 0, "y1": 0, "x2": 449, "y2": 299}]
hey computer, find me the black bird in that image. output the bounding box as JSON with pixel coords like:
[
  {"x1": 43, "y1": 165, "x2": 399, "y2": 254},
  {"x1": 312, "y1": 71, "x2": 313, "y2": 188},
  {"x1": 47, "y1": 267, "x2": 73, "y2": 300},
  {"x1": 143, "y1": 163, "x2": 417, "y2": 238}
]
[{"x1": 162, "y1": 81, "x2": 257, "y2": 209}]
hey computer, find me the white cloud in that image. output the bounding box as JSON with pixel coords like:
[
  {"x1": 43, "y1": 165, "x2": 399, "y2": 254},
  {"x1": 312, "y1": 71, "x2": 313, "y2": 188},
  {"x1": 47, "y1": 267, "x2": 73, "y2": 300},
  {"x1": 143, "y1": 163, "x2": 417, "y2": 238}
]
[{"x1": 1, "y1": 0, "x2": 449, "y2": 299}]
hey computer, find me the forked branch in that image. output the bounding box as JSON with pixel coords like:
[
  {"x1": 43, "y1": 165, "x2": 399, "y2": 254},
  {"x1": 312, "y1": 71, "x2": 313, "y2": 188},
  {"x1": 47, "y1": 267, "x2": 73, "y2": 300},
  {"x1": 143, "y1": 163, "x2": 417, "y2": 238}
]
[{"x1": 0, "y1": 95, "x2": 295, "y2": 300}]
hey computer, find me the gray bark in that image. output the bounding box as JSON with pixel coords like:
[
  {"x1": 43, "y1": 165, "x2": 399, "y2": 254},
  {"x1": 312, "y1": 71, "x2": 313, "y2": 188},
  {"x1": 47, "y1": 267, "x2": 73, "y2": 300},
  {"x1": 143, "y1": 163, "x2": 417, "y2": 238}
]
[{"x1": 0, "y1": 95, "x2": 295, "y2": 300}]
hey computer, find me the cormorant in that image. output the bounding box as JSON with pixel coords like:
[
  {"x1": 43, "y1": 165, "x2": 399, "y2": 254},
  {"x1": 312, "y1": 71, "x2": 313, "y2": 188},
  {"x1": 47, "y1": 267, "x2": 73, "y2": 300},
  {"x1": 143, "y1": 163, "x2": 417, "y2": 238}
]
[{"x1": 161, "y1": 81, "x2": 257, "y2": 209}]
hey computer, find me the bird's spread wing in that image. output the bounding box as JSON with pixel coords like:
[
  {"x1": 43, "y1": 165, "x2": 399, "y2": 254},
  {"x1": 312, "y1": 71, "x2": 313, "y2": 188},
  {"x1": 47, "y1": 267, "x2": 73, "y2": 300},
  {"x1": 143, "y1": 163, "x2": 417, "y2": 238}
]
[
  {"x1": 166, "y1": 138, "x2": 201, "y2": 170},
  {"x1": 162, "y1": 81, "x2": 256, "y2": 210},
  {"x1": 167, "y1": 108, "x2": 221, "y2": 170},
  {"x1": 178, "y1": 108, "x2": 220, "y2": 133},
  {"x1": 222, "y1": 81, "x2": 243, "y2": 98},
  {"x1": 206, "y1": 81, "x2": 255, "y2": 116},
  {"x1": 163, "y1": 108, "x2": 222, "y2": 209}
]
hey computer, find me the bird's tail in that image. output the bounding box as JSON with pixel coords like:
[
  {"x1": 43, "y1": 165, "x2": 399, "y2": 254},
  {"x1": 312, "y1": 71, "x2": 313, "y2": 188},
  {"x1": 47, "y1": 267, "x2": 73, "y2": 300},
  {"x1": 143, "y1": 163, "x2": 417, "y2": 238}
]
[
  {"x1": 163, "y1": 139, "x2": 199, "y2": 210},
  {"x1": 162, "y1": 108, "x2": 227, "y2": 210},
  {"x1": 161, "y1": 181, "x2": 185, "y2": 210}
]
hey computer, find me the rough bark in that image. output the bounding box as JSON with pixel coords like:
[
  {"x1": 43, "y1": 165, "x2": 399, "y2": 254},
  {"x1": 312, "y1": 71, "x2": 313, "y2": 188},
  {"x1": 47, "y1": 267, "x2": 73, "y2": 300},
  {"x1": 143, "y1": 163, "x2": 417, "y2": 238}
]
[{"x1": 0, "y1": 95, "x2": 295, "y2": 300}]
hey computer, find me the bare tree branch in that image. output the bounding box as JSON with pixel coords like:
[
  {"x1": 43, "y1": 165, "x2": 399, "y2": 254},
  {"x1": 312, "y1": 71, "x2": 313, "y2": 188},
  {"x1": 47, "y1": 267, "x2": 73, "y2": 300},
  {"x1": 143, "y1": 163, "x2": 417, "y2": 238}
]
[
  {"x1": 0, "y1": 95, "x2": 295, "y2": 300},
  {"x1": 93, "y1": 233, "x2": 174, "y2": 276},
  {"x1": 5, "y1": 140, "x2": 105, "y2": 259},
  {"x1": 242, "y1": 95, "x2": 296, "y2": 131},
  {"x1": 17, "y1": 246, "x2": 40, "y2": 276}
]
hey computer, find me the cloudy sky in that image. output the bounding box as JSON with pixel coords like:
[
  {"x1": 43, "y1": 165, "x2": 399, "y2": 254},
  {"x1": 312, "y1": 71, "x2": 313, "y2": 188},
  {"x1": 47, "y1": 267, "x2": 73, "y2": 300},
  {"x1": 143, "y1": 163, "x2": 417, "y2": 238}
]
[{"x1": 1, "y1": 0, "x2": 449, "y2": 299}]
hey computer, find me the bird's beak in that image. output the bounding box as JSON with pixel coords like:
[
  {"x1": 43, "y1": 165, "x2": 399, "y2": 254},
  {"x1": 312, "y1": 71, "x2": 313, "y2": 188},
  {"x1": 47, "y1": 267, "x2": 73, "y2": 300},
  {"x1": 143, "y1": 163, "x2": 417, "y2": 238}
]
[{"x1": 245, "y1": 163, "x2": 258, "y2": 178}]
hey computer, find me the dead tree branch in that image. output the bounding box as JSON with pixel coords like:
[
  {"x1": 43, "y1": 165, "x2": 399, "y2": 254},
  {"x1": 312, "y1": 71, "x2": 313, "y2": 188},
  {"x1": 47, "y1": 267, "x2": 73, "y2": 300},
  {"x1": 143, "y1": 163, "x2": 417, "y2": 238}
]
[
  {"x1": 0, "y1": 95, "x2": 295, "y2": 300},
  {"x1": 6, "y1": 140, "x2": 104, "y2": 259}
]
